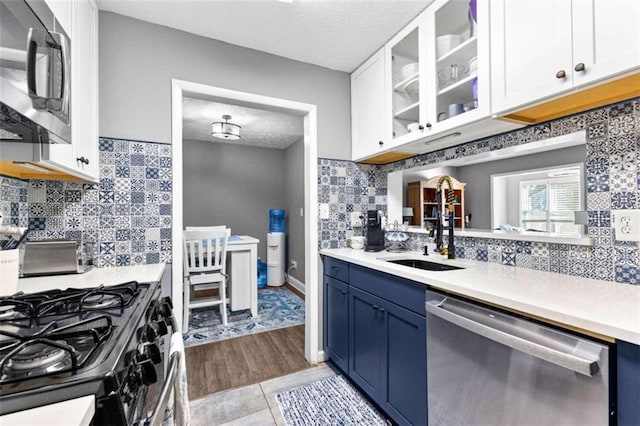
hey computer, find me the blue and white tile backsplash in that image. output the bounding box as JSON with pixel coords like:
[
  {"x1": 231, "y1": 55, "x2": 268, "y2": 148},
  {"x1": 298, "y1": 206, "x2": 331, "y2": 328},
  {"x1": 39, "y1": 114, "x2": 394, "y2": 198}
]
[
  {"x1": 1, "y1": 99, "x2": 638, "y2": 284},
  {"x1": 318, "y1": 98, "x2": 639, "y2": 285},
  {"x1": 0, "y1": 138, "x2": 172, "y2": 267}
]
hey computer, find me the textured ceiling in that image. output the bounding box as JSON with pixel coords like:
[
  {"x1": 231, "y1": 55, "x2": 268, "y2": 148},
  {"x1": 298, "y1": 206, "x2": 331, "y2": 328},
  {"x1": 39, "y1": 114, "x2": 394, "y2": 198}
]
[
  {"x1": 96, "y1": 0, "x2": 430, "y2": 73},
  {"x1": 183, "y1": 97, "x2": 304, "y2": 149}
]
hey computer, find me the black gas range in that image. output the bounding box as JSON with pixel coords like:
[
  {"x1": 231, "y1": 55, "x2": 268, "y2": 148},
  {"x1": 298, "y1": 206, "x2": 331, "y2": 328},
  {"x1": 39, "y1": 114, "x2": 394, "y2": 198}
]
[{"x1": 0, "y1": 280, "x2": 174, "y2": 425}]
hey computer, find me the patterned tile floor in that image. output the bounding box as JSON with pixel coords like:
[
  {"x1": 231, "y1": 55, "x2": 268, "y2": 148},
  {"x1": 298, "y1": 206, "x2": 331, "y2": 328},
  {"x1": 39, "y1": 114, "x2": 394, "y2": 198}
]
[
  {"x1": 183, "y1": 287, "x2": 305, "y2": 348},
  {"x1": 189, "y1": 364, "x2": 339, "y2": 426}
]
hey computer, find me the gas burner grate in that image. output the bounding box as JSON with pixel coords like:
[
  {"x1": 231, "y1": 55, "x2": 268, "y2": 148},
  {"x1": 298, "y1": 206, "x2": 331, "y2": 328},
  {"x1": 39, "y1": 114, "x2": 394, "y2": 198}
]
[
  {"x1": 0, "y1": 281, "x2": 141, "y2": 320},
  {"x1": 0, "y1": 315, "x2": 113, "y2": 384}
]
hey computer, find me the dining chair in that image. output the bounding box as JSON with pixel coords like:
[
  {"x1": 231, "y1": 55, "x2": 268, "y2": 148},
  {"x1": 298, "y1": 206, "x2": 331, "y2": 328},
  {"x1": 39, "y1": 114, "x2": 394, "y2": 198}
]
[{"x1": 182, "y1": 227, "x2": 230, "y2": 331}]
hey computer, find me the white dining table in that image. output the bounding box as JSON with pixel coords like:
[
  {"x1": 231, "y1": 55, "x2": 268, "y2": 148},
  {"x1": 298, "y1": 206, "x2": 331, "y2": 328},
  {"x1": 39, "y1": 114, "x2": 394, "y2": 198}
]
[{"x1": 226, "y1": 235, "x2": 259, "y2": 317}]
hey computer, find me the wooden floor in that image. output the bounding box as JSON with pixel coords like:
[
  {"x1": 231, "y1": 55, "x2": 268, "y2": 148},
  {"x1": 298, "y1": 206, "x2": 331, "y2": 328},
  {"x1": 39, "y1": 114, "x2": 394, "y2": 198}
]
[{"x1": 186, "y1": 325, "x2": 309, "y2": 399}]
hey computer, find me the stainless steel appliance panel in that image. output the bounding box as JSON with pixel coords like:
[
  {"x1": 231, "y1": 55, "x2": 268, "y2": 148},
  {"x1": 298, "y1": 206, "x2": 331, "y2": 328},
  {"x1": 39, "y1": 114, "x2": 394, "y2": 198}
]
[
  {"x1": 426, "y1": 290, "x2": 612, "y2": 425},
  {"x1": 0, "y1": 0, "x2": 71, "y2": 145},
  {"x1": 22, "y1": 239, "x2": 93, "y2": 276}
]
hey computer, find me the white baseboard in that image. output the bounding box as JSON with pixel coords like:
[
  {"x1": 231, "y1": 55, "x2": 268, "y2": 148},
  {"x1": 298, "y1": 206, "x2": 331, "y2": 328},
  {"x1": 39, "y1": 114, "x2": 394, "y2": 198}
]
[{"x1": 286, "y1": 274, "x2": 305, "y2": 295}]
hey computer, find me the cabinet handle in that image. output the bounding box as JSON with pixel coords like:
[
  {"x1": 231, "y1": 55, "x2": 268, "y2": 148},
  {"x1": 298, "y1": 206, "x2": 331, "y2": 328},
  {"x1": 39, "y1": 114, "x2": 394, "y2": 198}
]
[
  {"x1": 574, "y1": 62, "x2": 586, "y2": 72},
  {"x1": 378, "y1": 307, "x2": 385, "y2": 312},
  {"x1": 378, "y1": 140, "x2": 384, "y2": 146},
  {"x1": 372, "y1": 304, "x2": 379, "y2": 310},
  {"x1": 76, "y1": 156, "x2": 90, "y2": 165},
  {"x1": 555, "y1": 70, "x2": 566, "y2": 79},
  {"x1": 341, "y1": 290, "x2": 347, "y2": 295}
]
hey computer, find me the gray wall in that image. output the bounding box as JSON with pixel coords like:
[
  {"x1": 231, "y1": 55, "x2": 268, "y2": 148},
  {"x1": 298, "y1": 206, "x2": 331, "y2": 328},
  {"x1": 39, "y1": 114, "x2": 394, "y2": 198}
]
[
  {"x1": 99, "y1": 12, "x2": 351, "y2": 160},
  {"x1": 182, "y1": 140, "x2": 286, "y2": 260},
  {"x1": 455, "y1": 145, "x2": 586, "y2": 229},
  {"x1": 284, "y1": 139, "x2": 305, "y2": 285}
]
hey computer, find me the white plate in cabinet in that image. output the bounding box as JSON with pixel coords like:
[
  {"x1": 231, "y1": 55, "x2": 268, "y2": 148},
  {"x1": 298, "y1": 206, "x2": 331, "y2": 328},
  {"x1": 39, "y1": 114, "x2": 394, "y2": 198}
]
[{"x1": 491, "y1": 0, "x2": 640, "y2": 116}]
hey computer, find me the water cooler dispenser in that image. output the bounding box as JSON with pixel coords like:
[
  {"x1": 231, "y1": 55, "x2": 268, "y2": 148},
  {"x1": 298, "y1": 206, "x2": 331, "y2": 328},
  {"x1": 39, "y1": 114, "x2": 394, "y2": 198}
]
[{"x1": 267, "y1": 209, "x2": 286, "y2": 287}]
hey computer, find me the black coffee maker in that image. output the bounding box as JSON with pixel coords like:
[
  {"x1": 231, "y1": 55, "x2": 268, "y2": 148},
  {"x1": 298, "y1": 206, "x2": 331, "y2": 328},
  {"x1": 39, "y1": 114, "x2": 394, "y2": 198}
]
[{"x1": 365, "y1": 210, "x2": 385, "y2": 252}]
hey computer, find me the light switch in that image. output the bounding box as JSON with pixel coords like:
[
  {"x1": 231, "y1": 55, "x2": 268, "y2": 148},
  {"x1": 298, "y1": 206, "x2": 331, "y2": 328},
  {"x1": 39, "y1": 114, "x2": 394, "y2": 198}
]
[
  {"x1": 613, "y1": 209, "x2": 640, "y2": 241},
  {"x1": 350, "y1": 211, "x2": 362, "y2": 227},
  {"x1": 319, "y1": 203, "x2": 330, "y2": 220}
]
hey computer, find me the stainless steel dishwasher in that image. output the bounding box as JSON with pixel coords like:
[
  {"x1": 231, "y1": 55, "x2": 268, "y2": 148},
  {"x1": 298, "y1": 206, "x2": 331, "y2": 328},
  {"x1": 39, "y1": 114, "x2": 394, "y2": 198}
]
[{"x1": 425, "y1": 290, "x2": 614, "y2": 425}]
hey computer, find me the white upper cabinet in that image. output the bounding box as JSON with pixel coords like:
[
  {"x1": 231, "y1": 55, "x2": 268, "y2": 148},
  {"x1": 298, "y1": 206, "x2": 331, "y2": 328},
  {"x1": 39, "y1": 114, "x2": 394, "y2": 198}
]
[
  {"x1": 491, "y1": 0, "x2": 640, "y2": 115},
  {"x1": 351, "y1": 48, "x2": 388, "y2": 161},
  {"x1": 70, "y1": 0, "x2": 99, "y2": 179},
  {"x1": 385, "y1": 14, "x2": 428, "y2": 146},
  {"x1": 571, "y1": 0, "x2": 640, "y2": 87},
  {"x1": 424, "y1": 0, "x2": 491, "y2": 135},
  {"x1": 41, "y1": 0, "x2": 99, "y2": 181}
]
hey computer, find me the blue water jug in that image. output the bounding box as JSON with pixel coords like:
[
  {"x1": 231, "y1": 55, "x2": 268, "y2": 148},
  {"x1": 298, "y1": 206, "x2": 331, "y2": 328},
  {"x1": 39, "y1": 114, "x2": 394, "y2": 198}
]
[
  {"x1": 257, "y1": 258, "x2": 267, "y2": 288},
  {"x1": 269, "y1": 209, "x2": 285, "y2": 233}
]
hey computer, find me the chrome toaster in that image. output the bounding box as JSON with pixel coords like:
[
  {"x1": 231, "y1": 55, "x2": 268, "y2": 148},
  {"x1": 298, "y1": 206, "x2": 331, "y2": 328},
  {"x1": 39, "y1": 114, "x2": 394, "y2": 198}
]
[{"x1": 21, "y1": 240, "x2": 94, "y2": 277}]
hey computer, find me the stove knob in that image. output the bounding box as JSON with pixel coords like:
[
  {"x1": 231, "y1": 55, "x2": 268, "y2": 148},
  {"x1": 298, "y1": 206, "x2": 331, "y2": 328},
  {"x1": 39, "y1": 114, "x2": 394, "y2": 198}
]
[
  {"x1": 148, "y1": 300, "x2": 160, "y2": 320},
  {"x1": 139, "y1": 358, "x2": 158, "y2": 386},
  {"x1": 142, "y1": 324, "x2": 159, "y2": 342},
  {"x1": 145, "y1": 343, "x2": 162, "y2": 364},
  {"x1": 155, "y1": 319, "x2": 168, "y2": 337},
  {"x1": 126, "y1": 368, "x2": 142, "y2": 395}
]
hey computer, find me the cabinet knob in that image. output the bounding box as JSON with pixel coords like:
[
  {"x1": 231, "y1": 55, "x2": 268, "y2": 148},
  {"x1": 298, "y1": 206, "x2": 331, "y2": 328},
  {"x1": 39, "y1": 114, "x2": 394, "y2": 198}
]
[
  {"x1": 425, "y1": 122, "x2": 432, "y2": 129},
  {"x1": 378, "y1": 140, "x2": 384, "y2": 146},
  {"x1": 418, "y1": 125, "x2": 424, "y2": 131},
  {"x1": 555, "y1": 70, "x2": 566, "y2": 79},
  {"x1": 372, "y1": 304, "x2": 379, "y2": 310},
  {"x1": 378, "y1": 307, "x2": 385, "y2": 312},
  {"x1": 341, "y1": 290, "x2": 347, "y2": 295},
  {"x1": 574, "y1": 62, "x2": 586, "y2": 72},
  {"x1": 76, "y1": 156, "x2": 90, "y2": 165}
]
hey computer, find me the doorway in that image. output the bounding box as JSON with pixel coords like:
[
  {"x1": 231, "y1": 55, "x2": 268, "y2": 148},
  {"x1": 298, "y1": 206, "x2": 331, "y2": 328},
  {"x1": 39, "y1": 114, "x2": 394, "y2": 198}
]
[{"x1": 171, "y1": 80, "x2": 320, "y2": 369}]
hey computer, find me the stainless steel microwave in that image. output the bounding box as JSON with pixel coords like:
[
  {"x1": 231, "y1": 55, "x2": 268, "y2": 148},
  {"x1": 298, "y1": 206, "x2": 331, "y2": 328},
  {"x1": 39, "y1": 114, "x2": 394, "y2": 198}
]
[{"x1": 0, "y1": 0, "x2": 71, "y2": 148}]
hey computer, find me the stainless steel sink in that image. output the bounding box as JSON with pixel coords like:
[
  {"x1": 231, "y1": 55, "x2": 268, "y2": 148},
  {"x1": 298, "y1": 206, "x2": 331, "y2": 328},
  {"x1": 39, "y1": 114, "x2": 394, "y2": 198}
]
[{"x1": 385, "y1": 258, "x2": 463, "y2": 271}]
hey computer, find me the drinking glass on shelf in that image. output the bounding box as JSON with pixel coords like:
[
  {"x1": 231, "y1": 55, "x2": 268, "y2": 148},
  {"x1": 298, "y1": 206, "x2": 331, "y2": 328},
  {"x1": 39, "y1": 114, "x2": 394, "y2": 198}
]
[{"x1": 438, "y1": 64, "x2": 466, "y2": 88}]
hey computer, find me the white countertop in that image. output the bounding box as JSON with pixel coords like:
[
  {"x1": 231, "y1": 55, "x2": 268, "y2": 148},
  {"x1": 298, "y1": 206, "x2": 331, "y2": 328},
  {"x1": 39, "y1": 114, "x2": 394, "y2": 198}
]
[
  {"x1": 0, "y1": 395, "x2": 94, "y2": 426},
  {"x1": 18, "y1": 263, "x2": 166, "y2": 293},
  {"x1": 321, "y1": 249, "x2": 640, "y2": 345}
]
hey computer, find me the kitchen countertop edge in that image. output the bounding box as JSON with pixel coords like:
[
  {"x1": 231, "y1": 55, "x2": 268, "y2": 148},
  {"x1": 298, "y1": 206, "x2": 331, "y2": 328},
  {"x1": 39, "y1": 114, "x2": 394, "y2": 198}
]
[
  {"x1": 17, "y1": 263, "x2": 167, "y2": 294},
  {"x1": 321, "y1": 249, "x2": 640, "y2": 345}
]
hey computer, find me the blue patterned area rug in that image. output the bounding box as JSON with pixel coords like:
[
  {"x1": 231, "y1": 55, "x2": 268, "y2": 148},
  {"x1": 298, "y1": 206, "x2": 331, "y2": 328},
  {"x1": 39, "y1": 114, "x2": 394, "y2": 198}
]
[
  {"x1": 276, "y1": 375, "x2": 386, "y2": 426},
  {"x1": 183, "y1": 287, "x2": 304, "y2": 348}
]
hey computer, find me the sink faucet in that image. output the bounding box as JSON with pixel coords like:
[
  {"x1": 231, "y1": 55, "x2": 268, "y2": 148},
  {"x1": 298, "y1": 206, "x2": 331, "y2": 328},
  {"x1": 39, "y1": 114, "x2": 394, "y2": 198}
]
[{"x1": 436, "y1": 175, "x2": 456, "y2": 259}]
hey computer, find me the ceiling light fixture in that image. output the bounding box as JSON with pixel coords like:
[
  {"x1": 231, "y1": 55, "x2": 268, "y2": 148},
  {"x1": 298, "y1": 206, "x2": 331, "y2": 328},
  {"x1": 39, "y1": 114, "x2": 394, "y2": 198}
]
[{"x1": 211, "y1": 115, "x2": 241, "y2": 140}]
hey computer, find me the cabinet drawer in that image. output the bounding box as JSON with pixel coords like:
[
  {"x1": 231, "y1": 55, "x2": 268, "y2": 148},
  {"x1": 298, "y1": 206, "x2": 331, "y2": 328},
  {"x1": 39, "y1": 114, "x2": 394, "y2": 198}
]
[
  {"x1": 350, "y1": 264, "x2": 425, "y2": 316},
  {"x1": 323, "y1": 257, "x2": 349, "y2": 283}
]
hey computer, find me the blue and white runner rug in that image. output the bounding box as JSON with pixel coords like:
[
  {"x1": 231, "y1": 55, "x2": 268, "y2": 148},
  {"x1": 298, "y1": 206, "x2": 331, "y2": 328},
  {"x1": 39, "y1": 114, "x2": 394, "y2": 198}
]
[
  {"x1": 183, "y1": 287, "x2": 304, "y2": 348},
  {"x1": 276, "y1": 375, "x2": 386, "y2": 426}
]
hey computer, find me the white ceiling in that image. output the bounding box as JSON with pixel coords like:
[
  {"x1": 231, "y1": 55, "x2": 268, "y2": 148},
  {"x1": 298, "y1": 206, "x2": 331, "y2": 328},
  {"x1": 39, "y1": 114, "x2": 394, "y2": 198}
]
[
  {"x1": 96, "y1": 0, "x2": 430, "y2": 73},
  {"x1": 183, "y1": 97, "x2": 304, "y2": 149},
  {"x1": 98, "y1": 0, "x2": 430, "y2": 148}
]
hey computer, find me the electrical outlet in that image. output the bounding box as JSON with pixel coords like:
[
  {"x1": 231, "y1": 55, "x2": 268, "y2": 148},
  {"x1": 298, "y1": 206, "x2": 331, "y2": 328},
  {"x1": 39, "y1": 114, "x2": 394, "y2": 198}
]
[
  {"x1": 350, "y1": 211, "x2": 363, "y2": 227},
  {"x1": 319, "y1": 203, "x2": 330, "y2": 220},
  {"x1": 290, "y1": 260, "x2": 297, "y2": 270},
  {"x1": 613, "y1": 209, "x2": 640, "y2": 241}
]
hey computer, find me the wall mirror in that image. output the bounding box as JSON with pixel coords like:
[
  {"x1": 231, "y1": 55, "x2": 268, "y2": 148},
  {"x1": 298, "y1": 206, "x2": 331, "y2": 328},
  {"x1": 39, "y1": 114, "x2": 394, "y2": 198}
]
[{"x1": 387, "y1": 131, "x2": 593, "y2": 245}]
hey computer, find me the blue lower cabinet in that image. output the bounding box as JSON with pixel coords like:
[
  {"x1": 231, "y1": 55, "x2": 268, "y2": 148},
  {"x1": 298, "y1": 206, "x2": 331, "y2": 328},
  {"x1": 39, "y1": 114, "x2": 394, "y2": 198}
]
[
  {"x1": 349, "y1": 286, "x2": 427, "y2": 426},
  {"x1": 349, "y1": 287, "x2": 384, "y2": 397},
  {"x1": 618, "y1": 340, "x2": 640, "y2": 425},
  {"x1": 324, "y1": 277, "x2": 349, "y2": 373},
  {"x1": 382, "y1": 300, "x2": 427, "y2": 426}
]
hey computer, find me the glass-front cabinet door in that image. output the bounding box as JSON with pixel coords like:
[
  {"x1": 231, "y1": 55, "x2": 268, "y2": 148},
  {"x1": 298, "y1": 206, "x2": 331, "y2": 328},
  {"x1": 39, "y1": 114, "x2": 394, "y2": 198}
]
[
  {"x1": 425, "y1": 0, "x2": 490, "y2": 134},
  {"x1": 384, "y1": 14, "x2": 429, "y2": 147}
]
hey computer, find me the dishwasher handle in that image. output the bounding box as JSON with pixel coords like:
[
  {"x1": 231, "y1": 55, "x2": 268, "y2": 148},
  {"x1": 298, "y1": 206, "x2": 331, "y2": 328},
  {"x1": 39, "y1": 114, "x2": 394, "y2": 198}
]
[{"x1": 426, "y1": 299, "x2": 599, "y2": 377}]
